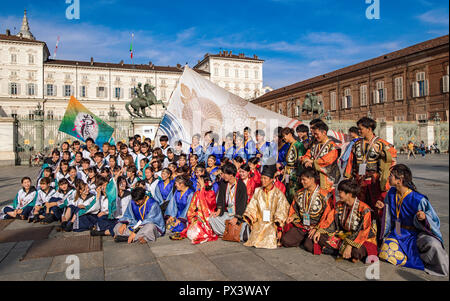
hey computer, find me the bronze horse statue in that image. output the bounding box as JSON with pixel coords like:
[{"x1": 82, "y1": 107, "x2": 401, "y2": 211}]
[
  {"x1": 302, "y1": 92, "x2": 324, "y2": 117},
  {"x1": 125, "y1": 83, "x2": 167, "y2": 118}
]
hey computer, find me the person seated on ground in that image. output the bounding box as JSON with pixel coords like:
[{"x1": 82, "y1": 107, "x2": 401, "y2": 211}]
[
  {"x1": 60, "y1": 181, "x2": 99, "y2": 232},
  {"x1": 206, "y1": 155, "x2": 220, "y2": 183},
  {"x1": 41, "y1": 178, "x2": 75, "y2": 224},
  {"x1": 143, "y1": 166, "x2": 160, "y2": 197},
  {"x1": 281, "y1": 168, "x2": 333, "y2": 251},
  {"x1": 153, "y1": 168, "x2": 175, "y2": 213},
  {"x1": 37, "y1": 167, "x2": 56, "y2": 190},
  {"x1": 113, "y1": 187, "x2": 165, "y2": 244},
  {"x1": 243, "y1": 165, "x2": 290, "y2": 249},
  {"x1": 55, "y1": 160, "x2": 70, "y2": 183},
  {"x1": 379, "y1": 164, "x2": 449, "y2": 276},
  {"x1": 164, "y1": 175, "x2": 195, "y2": 239},
  {"x1": 67, "y1": 166, "x2": 79, "y2": 187},
  {"x1": 209, "y1": 163, "x2": 250, "y2": 242},
  {"x1": 1, "y1": 177, "x2": 37, "y2": 220},
  {"x1": 89, "y1": 176, "x2": 117, "y2": 237},
  {"x1": 126, "y1": 166, "x2": 138, "y2": 189},
  {"x1": 181, "y1": 174, "x2": 219, "y2": 245},
  {"x1": 312, "y1": 179, "x2": 378, "y2": 263},
  {"x1": 30, "y1": 177, "x2": 57, "y2": 223},
  {"x1": 238, "y1": 163, "x2": 257, "y2": 203}
]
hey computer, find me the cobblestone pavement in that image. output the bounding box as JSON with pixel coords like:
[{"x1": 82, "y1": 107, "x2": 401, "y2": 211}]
[{"x1": 0, "y1": 154, "x2": 448, "y2": 281}]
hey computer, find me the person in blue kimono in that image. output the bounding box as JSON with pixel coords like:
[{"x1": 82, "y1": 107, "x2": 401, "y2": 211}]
[
  {"x1": 234, "y1": 133, "x2": 247, "y2": 162},
  {"x1": 113, "y1": 187, "x2": 165, "y2": 244},
  {"x1": 165, "y1": 175, "x2": 195, "y2": 237},
  {"x1": 255, "y1": 129, "x2": 274, "y2": 165},
  {"x1": 223, "y1": 133, "x2": 236, "y2": 160},
  {"x1": 243, "y1": 127, "x2": 257, "y2": 160},
  {"x1": 153, "y1": 168, "x2": 175, "y2": 213},
  {"x1": 206, "y1": 155, "x2": 220, "y2": 183},
  {"x1": 190, "y1": 134, "x2": 204, "y2": 162},
  {"x1": 203, "y1": 131, "x2": 223, "y2": 165},
  {"x1": 269, "y1": 126, "x2": 289, "y2": 169},
  {"x1": 380, "y1": 164, "x2": 448, "y2": 276}
]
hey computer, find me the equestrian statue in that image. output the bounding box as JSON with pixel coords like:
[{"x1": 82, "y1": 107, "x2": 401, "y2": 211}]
[{"x1": 125, "y1": 83, "x2": 167, "y2": 118}]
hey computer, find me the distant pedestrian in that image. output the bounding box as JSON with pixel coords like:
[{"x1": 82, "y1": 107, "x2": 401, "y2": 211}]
[{"x1": 407, "y1": 141, "x2": 416, "y2": 160}]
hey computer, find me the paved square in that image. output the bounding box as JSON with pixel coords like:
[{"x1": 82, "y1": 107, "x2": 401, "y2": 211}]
[{"x1": 0, "y1": 155, "x2": 448, "y2": 281}]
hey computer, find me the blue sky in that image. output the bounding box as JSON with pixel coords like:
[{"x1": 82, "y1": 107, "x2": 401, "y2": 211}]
[{"x1": 0, "y1": 0, "x2": 448, "y2": 89}]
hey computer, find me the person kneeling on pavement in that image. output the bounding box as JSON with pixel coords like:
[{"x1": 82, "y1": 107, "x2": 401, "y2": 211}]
[{"x1": 113, "y1": 187, "x2": 165, "y2": 244}]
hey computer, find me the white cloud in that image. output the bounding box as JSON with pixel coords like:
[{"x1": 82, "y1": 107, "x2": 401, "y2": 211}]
[{"x1": 417, "y1": 9, "x2": 449, "y2": 26}]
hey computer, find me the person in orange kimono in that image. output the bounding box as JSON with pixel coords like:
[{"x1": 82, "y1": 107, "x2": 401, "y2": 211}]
[
  {"x1": 301, "y1": 121, "x2": 340, "y2": 194},
  {"x1": 313, "y1": 179, "x2": 378, "y2": 262},
  {"x1": 181, "y1": 174, "x2": 218, "y2": 244}
]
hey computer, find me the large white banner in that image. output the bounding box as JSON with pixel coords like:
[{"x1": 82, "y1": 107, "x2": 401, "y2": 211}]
[{"x1": 156, "y1": 66, "x2": 302, "y2": 152}]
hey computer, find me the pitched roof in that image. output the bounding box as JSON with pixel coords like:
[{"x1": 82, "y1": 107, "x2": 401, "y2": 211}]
[
  {"x1": 44, "y1": 59, "x2": 210, "y2": 75},
  {"x1": 0, "y1": 33, "x2": 46, "y2": 44},
  {"x1": 254, "y1": 35, "x2": 449, "y2": 103}
]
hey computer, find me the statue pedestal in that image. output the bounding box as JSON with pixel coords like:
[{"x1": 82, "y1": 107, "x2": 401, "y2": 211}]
[{"x1": 132, "y1": 118, "x2": 162, "y2": 141}]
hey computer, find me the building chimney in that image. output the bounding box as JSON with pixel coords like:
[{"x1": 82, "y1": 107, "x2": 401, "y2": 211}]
[
  {"x1": 90, "y1": 57, "x2": 94, "y2": 66},
  {"x1": 253, "y1": 54, "x2": 258, "y2": 59},
  {"x1": 119, "y1": 60, "x2": 124, "y2": 66},
  {"x1": 229, "y1": 51, "x2": 232, "y2": 56},
  {"x1": 148, "y1": 61, "x2": 153, "y2": 67},
  {"x1": 177, "y1": 63, "x2": 181, "y2": 69},
  {"x1": 6, "y1": 29, "x2": 10, "y2": 36}
]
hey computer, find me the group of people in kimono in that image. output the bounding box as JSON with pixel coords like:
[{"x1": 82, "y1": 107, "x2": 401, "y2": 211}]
[{"x1": 1, "y1": 117, "x2": 448, "y2": 277}]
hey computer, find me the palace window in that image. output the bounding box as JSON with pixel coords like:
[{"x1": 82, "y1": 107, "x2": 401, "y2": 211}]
[
  {"x1": 28, "y1": 54, "x2": 34, "y2": 64},
  {"x1": 47, "y1": 110, "x2": 54, "y2": 120},
  {"x1": 9, "y1": 83, "x2": 18, "y2": 95},
  {"x1": 81, "y1": 86, "x2": 87, "y2": 98},
  {"x1": 64, "y1": 85, "x2": 72, "y2": 97},
  {"x1": 27, "y1": 83, "x2": 35, "y2": 96},
  {"x1": 330, "y1": 91, "x2": 336, "y2": 111},
  {"x1": 65, "y1": 74, "x2": 71, "y2": 80},
  {"x1": 443, "y1": 66, "x2": 449, "y2": 93},
  {"x1": 214, "y1": 68, "x2": 219, "y2": 76},
  {"x1": 342, "y1": 88, "x2": 352, "y2": 109},
  {"x1": 46, "y1": 84, "x2": 54, "y2": 96},
  {"x1": 225, "y1": 68, "x2": 229, "y2": 77},
  {"x1": 11, "y1": 54, "x2": 17, "y2": 63},
  {"x1": 394, "y1": 77, "x2": 403, "y2": 100},
  {"x1": 235, "y1": 69, "x2": 239, "y2": 78},
  {"x1": 360, "y1": 85, "x2": 368, "y2": 106},
  {"x1": 115, "y1": 87, "x2": 122, "y2": 99},
  {"x1": 99, "y1": 75, "x2": 105, "y2": 82},
  {"x1": 97, "y1": 86, "x2": 106, "y2": 98},
  {"x1": 412, "y1": 72, "x2": 428, "y2": 97},
  {"x1": 373, "y1": 81, "x2": 386, "y2": 103},
  {"x1": 245, "y1": 70, "x2": 249, "y2": 79},
  {"x1": 255, "y1": 70, "x2": 259, "y2": 79}
]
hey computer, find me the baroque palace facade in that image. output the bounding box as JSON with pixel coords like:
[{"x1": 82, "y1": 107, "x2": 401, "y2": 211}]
[
  {"x1": 0, "y1": 11, "x2": 268, "y2": 120},
  {"x1": 254, "y1": 35, "x2": 449, "y2": 123}
]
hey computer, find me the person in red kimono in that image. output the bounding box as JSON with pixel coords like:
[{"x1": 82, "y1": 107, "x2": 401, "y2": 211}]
[
  {"x1": 313, "y1": 179, "x2": 378, "y2": 262},
  {"x1": 180, "y1": 174, "x2": 218, "y2": 244},
  {"x1": 248, "y1": 157, "x2": 262, "y2": 187},
  {"x1": 238, "y1": 163, "x2": 258, "y2": 203}
]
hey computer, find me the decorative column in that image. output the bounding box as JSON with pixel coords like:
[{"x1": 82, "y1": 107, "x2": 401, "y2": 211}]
[
  {"x1": 433, "y1": 113, "x2": 441, "y2": 150},
  {"x1": 0, "y1": 117, "x2": 16, "y2": 166}
]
